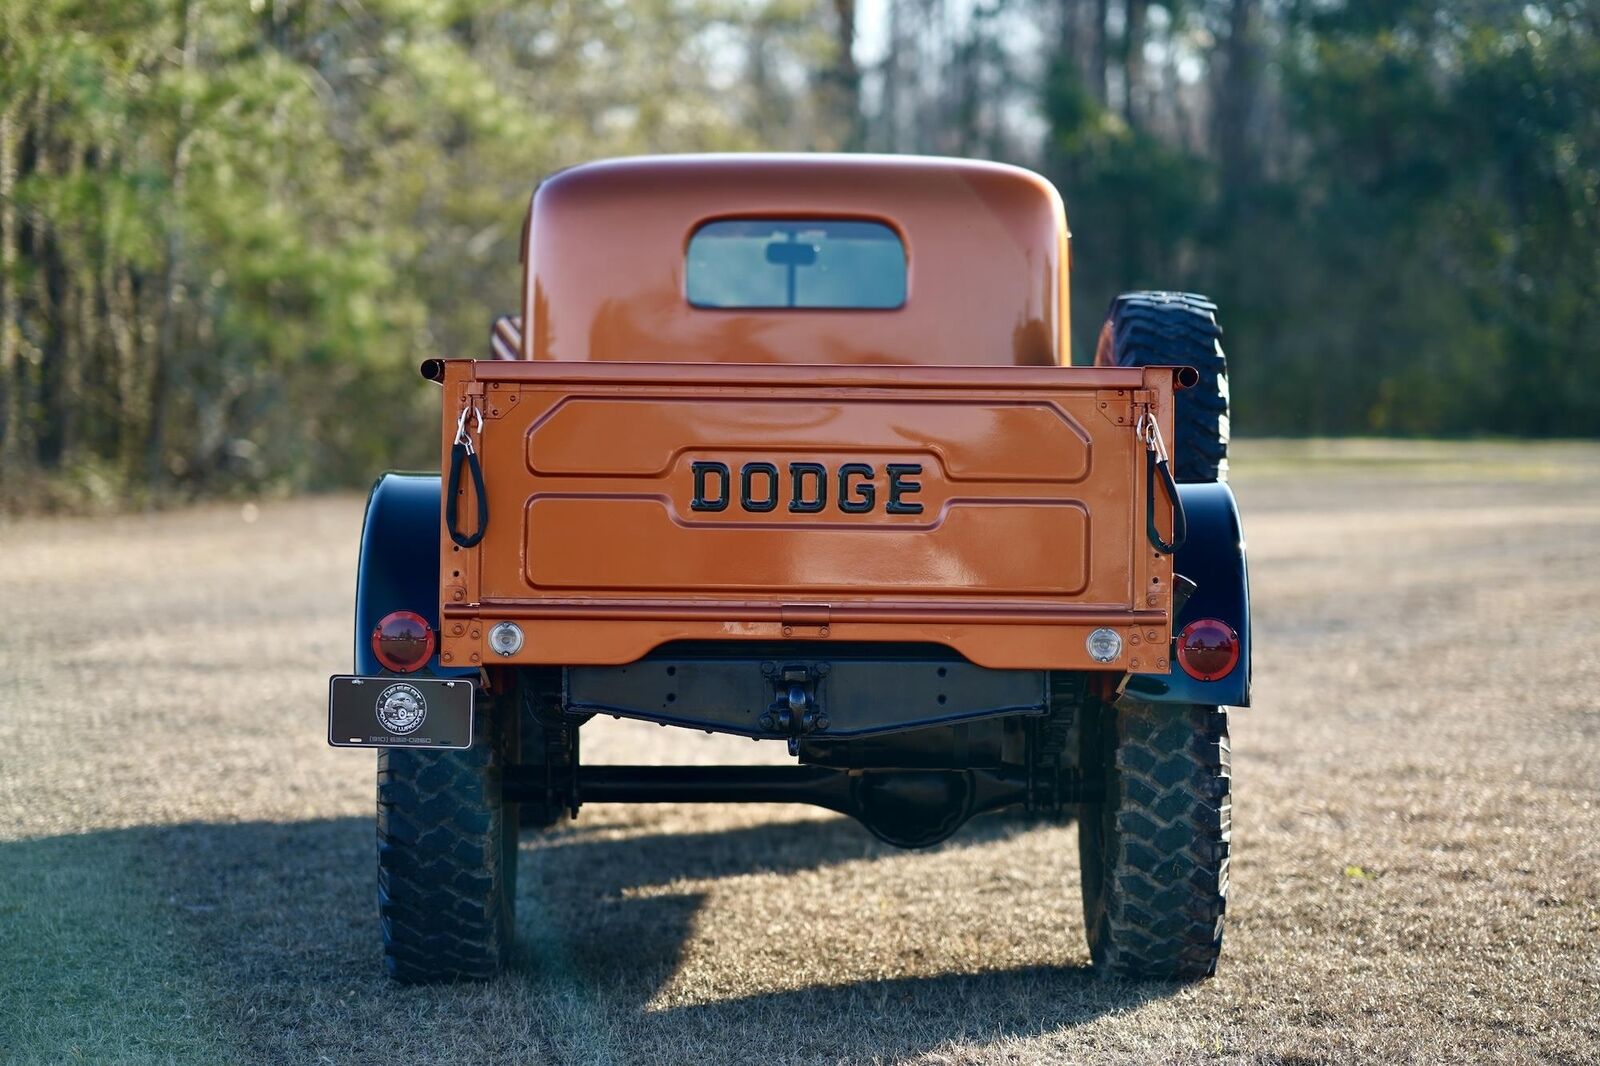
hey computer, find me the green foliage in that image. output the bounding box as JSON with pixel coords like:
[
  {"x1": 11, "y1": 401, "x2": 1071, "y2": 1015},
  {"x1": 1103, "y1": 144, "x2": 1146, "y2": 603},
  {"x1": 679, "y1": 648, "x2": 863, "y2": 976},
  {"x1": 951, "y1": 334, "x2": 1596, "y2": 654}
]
[
  {"x1": 2, "y1": 0, "x2": 1596, "y2": 512},
  {"x1": 0, "y1": 0, "x2": 820, "y2": 508},
  {"x1": 1044, "y1": 0, "x2": 1600, "y2": 438},
  {"x1": 1045, "y1": 53, "x2": 1210, "y2": 359}
]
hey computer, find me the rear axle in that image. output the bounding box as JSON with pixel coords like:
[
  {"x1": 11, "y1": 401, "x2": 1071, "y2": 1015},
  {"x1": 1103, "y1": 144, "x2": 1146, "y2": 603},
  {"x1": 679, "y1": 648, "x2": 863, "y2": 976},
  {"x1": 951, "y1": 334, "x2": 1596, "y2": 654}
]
[{"x1": 503, "y1": 763, "x2": 1101, "y2": 849}]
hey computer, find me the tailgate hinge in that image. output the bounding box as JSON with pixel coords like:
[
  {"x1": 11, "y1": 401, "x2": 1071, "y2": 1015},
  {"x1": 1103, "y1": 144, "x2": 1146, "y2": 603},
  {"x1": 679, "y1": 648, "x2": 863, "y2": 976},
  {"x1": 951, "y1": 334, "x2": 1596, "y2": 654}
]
[
  {"x1": 463, "y1": 379, "x2": 520, "y2": 419},
  {"x1": 1095, "y1": 388, "x2": 1160, "y2": 428}
]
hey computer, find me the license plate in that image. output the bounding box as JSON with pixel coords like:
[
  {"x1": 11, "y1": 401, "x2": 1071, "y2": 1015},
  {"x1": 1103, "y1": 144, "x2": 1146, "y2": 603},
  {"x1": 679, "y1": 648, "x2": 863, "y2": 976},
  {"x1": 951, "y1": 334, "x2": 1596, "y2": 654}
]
[{"x1": 327, "y1": 675, "x2": 474, "y2": 749}]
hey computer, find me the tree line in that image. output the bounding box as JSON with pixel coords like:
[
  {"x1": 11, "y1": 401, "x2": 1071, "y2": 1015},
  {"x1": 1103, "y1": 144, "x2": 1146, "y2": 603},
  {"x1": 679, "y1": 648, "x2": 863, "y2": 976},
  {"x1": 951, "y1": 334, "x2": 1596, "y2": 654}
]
[{"x1": 1, "y1": 1, "x2": 1595, "y2": 509}]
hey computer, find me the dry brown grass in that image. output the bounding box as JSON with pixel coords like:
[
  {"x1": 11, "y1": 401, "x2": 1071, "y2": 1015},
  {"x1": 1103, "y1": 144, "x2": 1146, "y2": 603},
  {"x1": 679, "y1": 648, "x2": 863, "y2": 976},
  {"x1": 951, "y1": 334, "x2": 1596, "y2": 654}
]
[{"x1": 2, "y1": 440, "x2": 1597, "y2": 1064}]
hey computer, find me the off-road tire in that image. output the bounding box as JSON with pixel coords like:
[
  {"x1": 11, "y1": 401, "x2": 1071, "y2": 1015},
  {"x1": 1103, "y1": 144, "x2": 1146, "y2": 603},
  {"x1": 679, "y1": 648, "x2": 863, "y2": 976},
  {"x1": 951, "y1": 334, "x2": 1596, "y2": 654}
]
[
  {"x1": 1078, "y1": 700, "x2": 1230, "y2": 980},
  {"x1": 517, "y1": 668, "x2": 571, "y2": 830},
  {"x1": 519, "y1": 717, "x2": 573, "y2": 830},
  {"x1": 1096, "y1": 292, "x2": 1229, "y2": 482},
  {"x1": 377, "y1": 689, "x2": 519, "y2": 983}
]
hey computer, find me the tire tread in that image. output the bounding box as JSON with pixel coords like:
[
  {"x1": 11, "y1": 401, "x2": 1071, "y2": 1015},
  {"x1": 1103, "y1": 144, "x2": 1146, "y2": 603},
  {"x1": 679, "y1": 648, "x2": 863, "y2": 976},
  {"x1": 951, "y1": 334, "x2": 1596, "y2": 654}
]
[
  {"x1": 1080, "y1": 702, "x2": 1231, "y2": 979},
  {"x1": 1105, "y1": 292, "x2": 1231, "y2": 483},
  {"x1": 376, "y1": 693, "x2": 517, "y2": 983}
]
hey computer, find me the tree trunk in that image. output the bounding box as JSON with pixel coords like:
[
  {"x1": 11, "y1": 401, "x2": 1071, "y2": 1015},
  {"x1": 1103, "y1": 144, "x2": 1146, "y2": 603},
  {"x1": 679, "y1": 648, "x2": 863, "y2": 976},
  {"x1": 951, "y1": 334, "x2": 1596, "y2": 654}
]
[
  {"x1": 880, "y1": 0, "x2": 904, "y2": 151},
  {"x1": 1122, "y1": 0, "x2": 1146, "y2": 127},
  {"x1": 146, "y1": 0, "x2": 200, "y2": 496},
  {"x1": 27, "y1": 89, "x2": 54, "y2": 470},
  {"x1": 1092, "y1": 0, "x2": 1109, "y2": 106},
  {"x1": 111, "y1": 259, "x2": 141, "y2": 482},
  {"x1": 1214, "y1": 0, "x2": 1262, "y2": 200},
  {"x1": 0, "y1": 103, "x2": 19, "y2": 471},
  {"x1": 829, "y1": 0, "x2": 862, "y2": 150}
]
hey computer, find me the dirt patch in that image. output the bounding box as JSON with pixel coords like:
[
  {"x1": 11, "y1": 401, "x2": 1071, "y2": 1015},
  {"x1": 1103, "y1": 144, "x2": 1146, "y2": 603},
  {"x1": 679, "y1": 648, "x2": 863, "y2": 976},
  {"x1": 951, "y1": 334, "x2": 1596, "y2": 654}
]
[{"x1": 2, "y1": 443, "x2": 1597, "y2": 1064}]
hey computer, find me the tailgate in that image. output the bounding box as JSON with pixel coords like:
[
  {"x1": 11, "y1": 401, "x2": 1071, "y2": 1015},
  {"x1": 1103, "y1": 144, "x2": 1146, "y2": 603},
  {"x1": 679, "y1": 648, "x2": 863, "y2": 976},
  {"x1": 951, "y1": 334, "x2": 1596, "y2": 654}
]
[{"x1": 435, "y1": 360, "x2": 1182, "y2": 671}]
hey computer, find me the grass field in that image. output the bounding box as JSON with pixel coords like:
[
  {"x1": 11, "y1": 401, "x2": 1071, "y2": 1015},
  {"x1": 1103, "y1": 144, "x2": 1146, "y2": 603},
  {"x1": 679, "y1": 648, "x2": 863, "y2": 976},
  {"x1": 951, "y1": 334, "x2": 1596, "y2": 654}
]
[{"x1": 2, "y1": 440, "x2": 1597, "y2": 1064}]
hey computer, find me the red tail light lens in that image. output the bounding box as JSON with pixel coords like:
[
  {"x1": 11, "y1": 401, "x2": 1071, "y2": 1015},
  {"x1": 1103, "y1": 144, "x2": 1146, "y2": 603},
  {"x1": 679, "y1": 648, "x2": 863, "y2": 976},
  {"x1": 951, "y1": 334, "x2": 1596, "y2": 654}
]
[
  {"x1": 372, "y1": 611, "x2": 435, "y2": 673},
  {"x1": 1177, "y1": 619, "x2": 1239, "y2": 681}
]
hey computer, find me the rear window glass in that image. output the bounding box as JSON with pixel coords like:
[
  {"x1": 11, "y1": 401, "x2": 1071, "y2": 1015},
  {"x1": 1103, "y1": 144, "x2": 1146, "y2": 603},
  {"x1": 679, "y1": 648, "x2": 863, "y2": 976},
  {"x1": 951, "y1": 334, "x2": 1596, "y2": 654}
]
[{"x1": 686, "y1": 219, "x2": 906, "y2": 309}]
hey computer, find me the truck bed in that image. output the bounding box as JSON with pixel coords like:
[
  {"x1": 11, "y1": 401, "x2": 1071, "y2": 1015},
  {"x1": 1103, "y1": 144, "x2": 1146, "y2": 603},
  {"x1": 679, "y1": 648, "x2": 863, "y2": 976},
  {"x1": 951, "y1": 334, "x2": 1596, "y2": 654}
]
[{"x1": 434, "y1": 359, "x2": 1182, "y2": 671}]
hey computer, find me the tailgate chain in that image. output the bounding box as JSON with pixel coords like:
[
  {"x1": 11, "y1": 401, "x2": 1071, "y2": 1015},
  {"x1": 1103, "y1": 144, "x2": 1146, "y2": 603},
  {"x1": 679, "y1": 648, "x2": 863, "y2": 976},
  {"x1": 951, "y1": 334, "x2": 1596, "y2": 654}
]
[
  {"x1": 1138, "y1": 411, "x2": 1186, "y2": 554},
  {"x1": 447, "y1": 401, "x2": 489, "y2": 548}
]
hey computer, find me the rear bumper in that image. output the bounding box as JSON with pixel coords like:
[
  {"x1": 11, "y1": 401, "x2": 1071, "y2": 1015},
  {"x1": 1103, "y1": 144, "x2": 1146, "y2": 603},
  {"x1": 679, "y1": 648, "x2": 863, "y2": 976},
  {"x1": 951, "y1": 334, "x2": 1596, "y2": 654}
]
[{"x1": 565, "y1": 644, "x2": 1047, "y2": 740}]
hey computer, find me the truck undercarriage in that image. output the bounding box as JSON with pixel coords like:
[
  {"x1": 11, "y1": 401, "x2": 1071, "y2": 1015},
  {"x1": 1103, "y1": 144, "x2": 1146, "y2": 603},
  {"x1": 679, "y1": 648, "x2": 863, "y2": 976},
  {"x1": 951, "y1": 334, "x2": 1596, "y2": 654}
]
[{"x1": 507, "y1": 651, "x2": 1094, "y2": 849}]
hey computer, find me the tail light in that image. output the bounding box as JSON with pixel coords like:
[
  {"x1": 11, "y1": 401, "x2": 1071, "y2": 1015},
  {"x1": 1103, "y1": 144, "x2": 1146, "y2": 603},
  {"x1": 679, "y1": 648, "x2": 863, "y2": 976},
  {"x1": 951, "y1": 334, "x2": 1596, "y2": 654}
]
[
  {"x1": 1176, "y1": 618, "x2": 1239, "y2": 681},
  {"x1": 372, "y1": 610, "x2": 435, "y2": 673}
]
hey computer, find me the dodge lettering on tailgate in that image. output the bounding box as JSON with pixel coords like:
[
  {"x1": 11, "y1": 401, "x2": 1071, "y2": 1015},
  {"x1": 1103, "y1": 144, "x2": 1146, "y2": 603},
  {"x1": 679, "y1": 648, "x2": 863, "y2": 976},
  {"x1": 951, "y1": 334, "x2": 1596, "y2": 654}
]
[{"x1": 689, "y1": 460, "x2": 925, "y2": 515}]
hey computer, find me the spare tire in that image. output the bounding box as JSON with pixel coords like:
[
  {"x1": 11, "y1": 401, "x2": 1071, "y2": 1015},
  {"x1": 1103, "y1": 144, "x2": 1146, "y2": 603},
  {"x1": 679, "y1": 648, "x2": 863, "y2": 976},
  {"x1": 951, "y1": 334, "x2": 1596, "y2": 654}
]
[{"x1": 1095, "y1": 292, "x2": 1230, "y2": 483}]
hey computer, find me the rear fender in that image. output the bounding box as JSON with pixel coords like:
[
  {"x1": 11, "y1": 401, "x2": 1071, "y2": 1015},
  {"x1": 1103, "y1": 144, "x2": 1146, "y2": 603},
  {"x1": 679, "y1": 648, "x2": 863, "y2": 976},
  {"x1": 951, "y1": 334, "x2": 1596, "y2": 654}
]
[
  {"x1": 354, "y1": 473, "x2": 474, "y2": 679},
  {"x1": 1124, "y1": 482, "x2": 1251, "y2": 707}
]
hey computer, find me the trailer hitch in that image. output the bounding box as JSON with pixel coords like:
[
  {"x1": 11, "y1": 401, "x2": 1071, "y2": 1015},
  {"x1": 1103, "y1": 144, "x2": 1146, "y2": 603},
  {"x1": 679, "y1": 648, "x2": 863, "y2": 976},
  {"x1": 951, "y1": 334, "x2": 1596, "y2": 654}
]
[{"x1": 757, "y1": 662, "x2": 829, "y2": 752}]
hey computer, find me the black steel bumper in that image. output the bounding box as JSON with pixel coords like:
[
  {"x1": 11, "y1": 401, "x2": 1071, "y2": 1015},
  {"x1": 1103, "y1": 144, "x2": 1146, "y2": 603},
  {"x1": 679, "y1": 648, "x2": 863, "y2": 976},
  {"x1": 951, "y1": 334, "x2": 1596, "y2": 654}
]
[{"x1": 565, "y1": 644, "x2": 1049, "y2": 741}]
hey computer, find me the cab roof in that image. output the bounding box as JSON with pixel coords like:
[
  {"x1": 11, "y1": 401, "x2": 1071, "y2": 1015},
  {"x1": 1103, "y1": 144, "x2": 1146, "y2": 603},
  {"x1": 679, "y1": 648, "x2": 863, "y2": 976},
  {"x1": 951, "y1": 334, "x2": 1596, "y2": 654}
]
[{"x1": 520, "y1": 153, "x2": 1070, "y2": 366}]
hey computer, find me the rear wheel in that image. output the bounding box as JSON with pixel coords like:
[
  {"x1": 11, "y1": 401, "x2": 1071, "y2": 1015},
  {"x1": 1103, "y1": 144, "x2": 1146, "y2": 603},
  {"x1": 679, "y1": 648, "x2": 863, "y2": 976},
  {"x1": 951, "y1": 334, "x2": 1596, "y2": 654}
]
[
  {"x1": 1095, "y1": 291, "x2": 1230, "y2": 483},
  {"x1": 515, "y1": 667, "x2": 573, "y2": 830},
  {"x1": 376, "y1": 685, "x2": 519, "y2": 982},
  {"x1": 1078, "y1": 699, "x2": 1230, "y2": 979}
]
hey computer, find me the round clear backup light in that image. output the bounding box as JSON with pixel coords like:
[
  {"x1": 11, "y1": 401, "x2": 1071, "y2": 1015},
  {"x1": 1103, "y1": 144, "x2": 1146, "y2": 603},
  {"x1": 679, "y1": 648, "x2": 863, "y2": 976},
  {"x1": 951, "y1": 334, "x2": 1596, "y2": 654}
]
[
  {"x1": 1086, "y1": 627, "x2": 1123, "y2": 664},
  {"x1": 488, "y1": 621, "x2": 524, "y2": 657}
]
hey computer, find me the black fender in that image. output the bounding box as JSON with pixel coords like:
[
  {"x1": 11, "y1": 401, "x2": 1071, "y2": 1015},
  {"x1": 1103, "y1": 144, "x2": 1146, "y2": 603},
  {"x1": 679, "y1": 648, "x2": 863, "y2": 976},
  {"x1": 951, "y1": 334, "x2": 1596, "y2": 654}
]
[
  {"x1": 1125, "y1": 481, "x2": 1252, "y2": 707},
  {"x1": 353, "y1": 472, "x2": 474, "y2": 679}
]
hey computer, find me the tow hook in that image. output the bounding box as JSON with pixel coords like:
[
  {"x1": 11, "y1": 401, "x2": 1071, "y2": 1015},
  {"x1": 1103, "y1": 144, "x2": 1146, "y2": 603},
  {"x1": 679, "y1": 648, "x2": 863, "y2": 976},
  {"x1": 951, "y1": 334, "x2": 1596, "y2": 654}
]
[{"x1": 758, "y1": 662, "x2": 830, "y2": 750}]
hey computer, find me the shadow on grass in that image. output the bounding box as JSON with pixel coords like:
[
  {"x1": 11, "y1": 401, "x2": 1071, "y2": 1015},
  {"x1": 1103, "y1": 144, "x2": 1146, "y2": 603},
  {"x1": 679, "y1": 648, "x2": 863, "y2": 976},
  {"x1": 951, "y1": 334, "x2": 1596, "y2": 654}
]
[{"x1": 0, "y1": 810, "x2": 1177, "y2": 1063}]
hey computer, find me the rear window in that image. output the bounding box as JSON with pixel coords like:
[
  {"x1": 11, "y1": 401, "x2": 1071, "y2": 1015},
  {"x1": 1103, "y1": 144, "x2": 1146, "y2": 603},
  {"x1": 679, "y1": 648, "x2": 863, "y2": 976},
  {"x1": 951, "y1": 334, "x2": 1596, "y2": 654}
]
[{"x1": 686, "y1": 219, "x2": 906, "y2": 310}]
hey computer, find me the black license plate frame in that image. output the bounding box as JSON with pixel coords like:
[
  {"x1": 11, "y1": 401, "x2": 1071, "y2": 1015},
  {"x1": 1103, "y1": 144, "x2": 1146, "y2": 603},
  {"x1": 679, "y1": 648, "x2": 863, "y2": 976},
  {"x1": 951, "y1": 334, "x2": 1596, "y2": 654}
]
[{"x1": 327, "y1": 675, "x2": 475, "y2": 749}]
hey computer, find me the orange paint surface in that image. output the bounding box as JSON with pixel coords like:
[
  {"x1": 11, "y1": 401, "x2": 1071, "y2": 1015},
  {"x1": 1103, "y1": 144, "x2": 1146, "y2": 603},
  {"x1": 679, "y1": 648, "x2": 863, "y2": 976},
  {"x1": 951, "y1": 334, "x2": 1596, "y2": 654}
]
[
  {"x1": 436, "y1": 156, "x2": 1181, "y2": 671},
  {"x1": 521, "y1": 154, "x2": 1069, "y2": 367}
]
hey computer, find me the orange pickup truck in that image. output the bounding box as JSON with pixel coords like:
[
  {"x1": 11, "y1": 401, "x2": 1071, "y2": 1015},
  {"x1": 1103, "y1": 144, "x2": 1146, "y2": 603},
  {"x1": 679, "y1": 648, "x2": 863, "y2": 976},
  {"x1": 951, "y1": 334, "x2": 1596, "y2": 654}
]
[{"x1": 330, "y1": 154, "x2": 1250, "y2": 984}]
